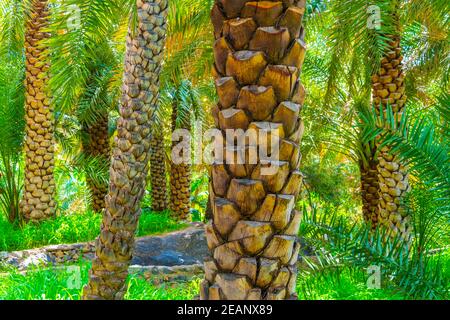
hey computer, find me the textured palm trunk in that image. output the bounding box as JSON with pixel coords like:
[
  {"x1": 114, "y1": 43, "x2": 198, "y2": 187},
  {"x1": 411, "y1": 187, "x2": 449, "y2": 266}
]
[
  {"x1": 371, "y1": 36, "x2": 411, "y2": 241},
  {"x1": 82, "y1": 0, "x2": 168, "y2": 300},
  {"x1": 359, "y1": 158, "x2": 380, "y2": 225},
  {"x1": 149, "y1": 130, "x2": 168, "y2": 211},
  {"x1": 169, "y1": 100, "x2": 191, "y2": 220},
  {"x1": 205, "y1": 192, "x2": 213, "y2": 221},
  {"x1": 20, "y1": 0, "x2": 57, "y2": 222},
  {"x1": 82, "y1": 113, "x2": 111, "y2": 212},
  {"x1": 200, "y1": 0, "x2": 307, "y2": 300}
]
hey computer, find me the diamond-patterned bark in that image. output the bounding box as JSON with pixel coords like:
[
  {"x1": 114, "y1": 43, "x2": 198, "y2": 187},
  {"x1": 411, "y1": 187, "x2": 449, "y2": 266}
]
[
  {"x1": 150, "y1": 129, "x2": 168, "y2": 212},
  {"x1": 370, "y1": 37, "x2": 411, "y2": 242},
  {"x1": 20, "y1": 0, "x2": 57, "y2": 222},
  {"x1": 169, "y1": 100, "x2": 191, "y2": 221},
  {"x1": 82, "y1": 0, "x2": 168, "y2": 299},
  {"x1": 201, "y1": 0, "x2": 307, "y2": 300},
  {"x1": 82, "y1": 113, "x2": 111, "y2": 212}
]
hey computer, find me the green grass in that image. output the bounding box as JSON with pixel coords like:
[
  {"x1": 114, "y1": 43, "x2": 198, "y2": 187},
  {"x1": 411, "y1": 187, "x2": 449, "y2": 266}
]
[
  {"x1": 0, "y1": 261, "x2": 417, "y2": 300},
  {"x1": 137, "y1": 209, "x2": 188, "y2": 237},
  {"x1": 0, "y1": 261, "x2": 200, "y2": 300},
  {"x1": 0, "y1": 209, "x2": 187, "y2": 252},
  {"x1": 297, "y1": 267, "x2": 407, "y2": 300},
  {"x1": 1, "y1": 253, "x2": 448, "y2": 300}
]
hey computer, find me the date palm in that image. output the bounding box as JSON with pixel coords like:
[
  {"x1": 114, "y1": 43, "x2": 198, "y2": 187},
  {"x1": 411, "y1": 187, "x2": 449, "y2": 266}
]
[
  {"x1": 167, "y1": 80, "x2": 201, "y2": 221},
  {"x1": 48, "y1": 2, "x2": 121, "y2": 214},
  {"x1": 149, "y1": 128, "x2": 169, "y2": 212},
  {"x1": 371, "y1": 29, "x2": 410, "y2": 239},
  {"x1": 76, "y1": 49, "x2": 118, "y2": 212},
  {"x1": 201, "y1": 0, "x2": 307, "y2": 300},
  {"x1": 149, "y1": 0, "x2": 213, "y2": 214},
  {"x1": 20, "y1": 0, "x2": 57, "y2": 222},
  {"x1": 80, "y1": 95, "x2": 112, "y2": 213},
  {"x1": 169, "y1": 93, "x2": 191, "y2": 221},
  {"x1": 83, "y1": 0, "x2": 168, "y2": 299},
  {"x1": 0, "y1": 0, "x2": 26, "y2": 224},
  {"x1": 324, "y1": 0, "x2": 449, "y2": 241}
]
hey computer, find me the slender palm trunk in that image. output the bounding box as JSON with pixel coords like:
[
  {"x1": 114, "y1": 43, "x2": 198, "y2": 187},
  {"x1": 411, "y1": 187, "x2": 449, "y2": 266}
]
[
  {"x1": 81, "y1": 113, "x2": 111, "y2": 212},
  {"x1": 371, "y1": 34, "x2": 410, "y2": 241},
  {"x1": 20, "y1": 0, "x2": 57, "y2": 222},
  {"x1": 169, "y1": 100, "x2": 191, "y2": 220},
  {"x1": 201, "y1": 0, "x2": 307, "y2": 300},
  {"x1": 82, "y1": 0, "x2": 168, "y2": 299},
  {"x1": 150, "y1": 129, "x2": 168, "y2": 211}
]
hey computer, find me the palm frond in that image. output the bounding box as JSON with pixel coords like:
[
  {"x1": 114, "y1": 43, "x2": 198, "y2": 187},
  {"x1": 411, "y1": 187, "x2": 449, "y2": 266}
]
[
  {"x1": 0, "y1": 55, "x2": 25, "y2": 223},
  {"x1": 360, "y1": 106, "x2": 450, "y2": 207},
  {"x1": 0, "y1": 0, "x2": 30, "y2": 57},
  {"x1": 47, "y1": 0, "x2": 127, "y2": 114}
]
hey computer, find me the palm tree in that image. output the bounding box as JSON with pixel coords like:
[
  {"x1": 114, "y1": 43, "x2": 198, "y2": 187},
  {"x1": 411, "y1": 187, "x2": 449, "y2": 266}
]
[
  {"x1": 0, "y1": 0, "x2": 26, "y2": 224},
  {"x1": 324, "y1": 0, "x2": 449, "y2": 241},
  {"x1": 166, "y1": 80, "x2": 201, "y2": 221},
  {"x1": 154, "y1": 0, "x2": 212, "y2": 219},
  {"x1": 169, "y1": 89, "x2": 191, "y2": 221},
  {"x1": 200, "y1": 0, "x2": 307, "y2": 300},
  {"x1": 80, "y1": 97, "x2": 111, "y2": 213},
  {"x1": 47, "y1": 1, "x2": 125, "y2": 214},
  {"x1": 147, "y1": 0, "x2": 213, "y2": 215},
  {"x1": 371, "y1": 21, "x2": 411, "y2": 240},
  {"x1": 0, "y1": 56, "x2": 25, "y2": 224},
  {"x1": 76, "y1": 49, "x2": 118, "y2": 213},
  {"x1": 82, "y1": 0, "x2": 168, "y2": 299},
  {"x1": 149, "y1": 128, "x2": 169, "y2": 212},
  {"x1": 19, "y1": 0, "x2": 57, "y2": 222}
]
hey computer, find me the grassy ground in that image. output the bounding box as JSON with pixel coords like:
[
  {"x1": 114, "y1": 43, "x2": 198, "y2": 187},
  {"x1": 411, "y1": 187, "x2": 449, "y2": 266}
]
[
  {"x1": 0, "y1": 260, "x2": 412, "y2": 300},
  {"x1": 0, "y1": 209, "x2": 187, "y2": 252},
  {"x1": 0, "y1": 189, "x2": 447, "y2": 300}
]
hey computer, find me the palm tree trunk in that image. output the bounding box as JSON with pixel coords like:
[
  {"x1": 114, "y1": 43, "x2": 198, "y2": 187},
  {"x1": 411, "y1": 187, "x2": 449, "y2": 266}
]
[
  {"x1": 360, "y1": 158, "x2": 380, "y2": 225},
  {"x1": 169, "y1": 100, "x2": 191, "y2": 220},
  {"x1": 371, "y1": 35, "x2": 411, "y2": 241},
  {"x1": 20, "y1": 0, "x2": 57, "y2": 222},
  {"x1": 204, "y1": 190, "x2": 213, "y2": 221},
  {"x1": 82, "y1": 0, "x2": 168, "y2": 300},
  {"x1": 149, "y1": 129, "x2": 168, "y2": 211},
  {"x1": 81, "y1": 113, "x2": 111, "y2": 212},
  {"x1": 201, "y1": 0, "x2": 307, "y2": 300}
]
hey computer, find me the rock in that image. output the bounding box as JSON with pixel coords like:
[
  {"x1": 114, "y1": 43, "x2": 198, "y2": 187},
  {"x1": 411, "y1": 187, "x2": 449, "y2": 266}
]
[
  {"x1": 20, "y1": 252, "x2": 49, "y2": 268},
  {"x1": 131, "y1": 225, "x2": 208, "y2": 266},
  {"x1": 1, "y1": 224, "x2": 311, "y2": 282}
]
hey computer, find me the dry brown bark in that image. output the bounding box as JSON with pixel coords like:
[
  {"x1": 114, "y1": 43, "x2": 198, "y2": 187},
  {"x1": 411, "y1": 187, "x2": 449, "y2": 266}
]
[
  {"x1": 82, "y1": 0, "x2": 168, "y2": 299},
  {"x1": 150, "y1": 129, "x2": 169, "y2": 212},
  {"x1": 360, "y1": 158, "x2": 381, "y2": 225},
  {"x1": 201, "y1": 0, "x2": 307, "y2": 300},
  {"x1": 20, "y1": 0, "x2": 57, "y2": 222},
  {"x1": 82, "y1": 113, "x2": 111, "y2": 212},
  {"x1": 371, "y1": 36, "x2": 411, "y2": 241}
]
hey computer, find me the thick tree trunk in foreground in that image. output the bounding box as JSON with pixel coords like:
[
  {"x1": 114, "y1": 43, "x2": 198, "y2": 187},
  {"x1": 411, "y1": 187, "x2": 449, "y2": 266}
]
[
  {"x1": 150, "y1": 129, "x2": 168, "y2": 211},
  {"x1": 201, "y1": 0, "x2": 307, "y2": 300},
  {"x1": 371, "y1": 36, "x2": 411, "y2": 241},
  {"x1": 82, "y1": 0, "x2": 168, "y2": 299},
  {"x1": 20, "y1": 0, "x2": 57, "y2": 222},
  {"x1": 82, "y1": 113, "x2": 111, "y2": 212},
  {"x1": 169, "y1": 100, "x2": 191, "y2": 220}
]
